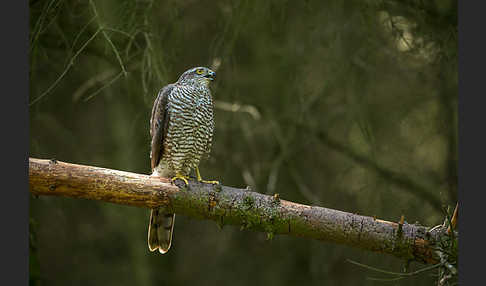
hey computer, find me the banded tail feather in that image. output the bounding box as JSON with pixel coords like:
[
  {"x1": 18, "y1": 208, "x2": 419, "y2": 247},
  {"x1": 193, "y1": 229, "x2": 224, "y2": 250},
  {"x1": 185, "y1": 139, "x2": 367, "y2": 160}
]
[{"x1": 148, "y1": 208, "x2": 175, "y2": 254}]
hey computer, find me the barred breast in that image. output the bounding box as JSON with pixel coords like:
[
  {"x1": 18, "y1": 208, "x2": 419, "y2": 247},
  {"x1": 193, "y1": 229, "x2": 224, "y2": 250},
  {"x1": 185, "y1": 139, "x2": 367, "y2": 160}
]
[{"x1": 163, "y1": 84, "x2": 214, "y2": 175}]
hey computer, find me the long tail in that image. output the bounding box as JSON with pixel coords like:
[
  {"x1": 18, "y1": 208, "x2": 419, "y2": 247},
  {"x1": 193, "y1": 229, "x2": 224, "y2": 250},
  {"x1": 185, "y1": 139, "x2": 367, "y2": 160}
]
[{"x1": 148, "y1": 208, "x2": 175, "y2": 254}]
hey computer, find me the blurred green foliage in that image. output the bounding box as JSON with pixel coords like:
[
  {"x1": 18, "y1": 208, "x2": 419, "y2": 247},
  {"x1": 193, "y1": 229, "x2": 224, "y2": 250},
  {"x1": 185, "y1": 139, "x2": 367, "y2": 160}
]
[{"x1": 29, "y1": 0, "x2": 457, "y2": 285}]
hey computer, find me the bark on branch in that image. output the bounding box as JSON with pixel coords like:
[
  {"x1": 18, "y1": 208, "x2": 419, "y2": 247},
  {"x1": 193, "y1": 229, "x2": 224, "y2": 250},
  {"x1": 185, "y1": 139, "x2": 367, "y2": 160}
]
[{"x1": 29, "y1": 157, "x2": 446, "y2": 264}]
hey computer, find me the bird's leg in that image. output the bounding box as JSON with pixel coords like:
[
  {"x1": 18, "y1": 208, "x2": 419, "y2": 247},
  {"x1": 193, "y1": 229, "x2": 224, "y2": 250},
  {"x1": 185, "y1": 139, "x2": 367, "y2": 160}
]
[
  {"x1": 171, "y1": 172, "x2": 189, "y2": 185},
  {"x1": 196, "y1": 166, "x2": 219, "y2": 184}
]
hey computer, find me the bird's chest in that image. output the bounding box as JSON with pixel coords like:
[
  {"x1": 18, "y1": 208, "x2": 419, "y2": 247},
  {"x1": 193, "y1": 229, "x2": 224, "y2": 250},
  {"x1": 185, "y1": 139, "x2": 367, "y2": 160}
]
[
  {"x1": 163, "y1": 86, "x2": 213, "y2": 169},
  {"x1": 167, "y1": 86, "x2": 213, "y2": 129}
]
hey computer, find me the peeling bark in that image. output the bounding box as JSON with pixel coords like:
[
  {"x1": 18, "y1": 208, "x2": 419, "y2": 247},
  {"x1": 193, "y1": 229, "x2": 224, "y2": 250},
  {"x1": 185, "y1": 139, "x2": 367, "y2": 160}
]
[{"x1": 29, "y1": 158, "x2": 446, "y2": 264}]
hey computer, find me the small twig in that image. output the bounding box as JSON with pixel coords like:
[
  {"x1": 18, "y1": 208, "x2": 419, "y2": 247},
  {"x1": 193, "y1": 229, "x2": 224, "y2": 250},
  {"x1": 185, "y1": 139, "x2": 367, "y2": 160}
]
[
  {"x1": 89, "y1": 0, "x2": 127, "y2": 77},
  {"x1": 347, "y1": 259, "x2": 442, "y2": 277},
  {"x1": 367, "y1": 276, "x2": 404, "y2": 282},
  {"x1": 102, "y1": 27, "x2": 135, "y2": 39},
  {"x1": 214, "y1": 100, "x2": 261, "y2": 120},
  {"x1": 72, "y1": 69, "x2": 117, "y2": 102},
  {"x1": 30, "y1": 0, "x2": 60, "y2": 54},
  {"x1": 83, "y1": 70, "x2": 125, "y2": 102},
  {"x1": 73, "y1": 61, "x2": 141, "y2": 102},
  {"x1": 29, "y1": 28, "x2": 102, "y2": 106},
  {"x1": 70, "y1": 15, "x2": 97, "y2": 53},
  {"x1": 447, "y1": 203, "x2": 458, "y2": 234}
]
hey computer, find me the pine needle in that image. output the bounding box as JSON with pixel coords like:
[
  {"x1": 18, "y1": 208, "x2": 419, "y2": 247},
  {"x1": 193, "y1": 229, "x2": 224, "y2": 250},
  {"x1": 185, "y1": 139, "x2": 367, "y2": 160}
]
[{"x1": 29, "y1": 28, "x2": 102, "y2": 106}]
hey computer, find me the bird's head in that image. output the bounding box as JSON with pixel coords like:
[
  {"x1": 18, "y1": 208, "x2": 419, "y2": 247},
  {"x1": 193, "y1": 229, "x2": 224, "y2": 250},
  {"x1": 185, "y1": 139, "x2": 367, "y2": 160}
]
[{"x1": 177, "y1": 67, "x2": 215, "y2": 87}]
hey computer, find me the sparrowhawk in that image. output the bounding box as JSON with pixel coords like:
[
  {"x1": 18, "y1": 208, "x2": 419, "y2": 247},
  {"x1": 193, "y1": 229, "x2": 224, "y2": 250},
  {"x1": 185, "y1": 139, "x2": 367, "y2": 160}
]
[{"x1": 148, "y1": 66, "x2": 218, "y2": 254}]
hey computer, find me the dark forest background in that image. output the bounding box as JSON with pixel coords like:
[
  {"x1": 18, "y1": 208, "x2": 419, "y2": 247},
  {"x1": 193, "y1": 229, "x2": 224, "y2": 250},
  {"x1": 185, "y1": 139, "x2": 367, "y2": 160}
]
[{"x1": 29, "y1": 0, "x2": 457, "y2": 285}]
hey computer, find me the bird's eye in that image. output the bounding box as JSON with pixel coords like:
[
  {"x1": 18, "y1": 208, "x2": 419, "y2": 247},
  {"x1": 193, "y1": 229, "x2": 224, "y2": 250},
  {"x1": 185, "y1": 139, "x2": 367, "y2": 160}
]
[{"x1": 196, "y1": 69, "x2": 204, "y2": 75}]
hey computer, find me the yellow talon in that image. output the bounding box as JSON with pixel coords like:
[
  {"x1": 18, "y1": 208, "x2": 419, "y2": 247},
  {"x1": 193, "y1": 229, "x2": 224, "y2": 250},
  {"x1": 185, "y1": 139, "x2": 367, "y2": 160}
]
[
  {"x1": 202, "y1": 180, "x2": 220, "y2": 184},
  {"x1": 196, "y1": 167, "x2": 219, "y2": 185},
  {"x1": 171, "y1": 173, "x2": 189, "y2": 185}
]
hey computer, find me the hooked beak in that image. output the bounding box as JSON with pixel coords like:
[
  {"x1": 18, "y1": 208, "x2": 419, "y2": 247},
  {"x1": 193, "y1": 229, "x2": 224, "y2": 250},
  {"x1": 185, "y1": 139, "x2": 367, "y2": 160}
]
[{"x1": 204, "y1": 70, "x2": 216, "y2": 81}]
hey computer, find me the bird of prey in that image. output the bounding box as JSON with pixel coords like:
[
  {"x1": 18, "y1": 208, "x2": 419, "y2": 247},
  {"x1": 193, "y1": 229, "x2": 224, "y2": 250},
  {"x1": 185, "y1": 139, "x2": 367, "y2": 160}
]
[{"x1": 148, "y1": 66, "x2": 218, "y2": 254}]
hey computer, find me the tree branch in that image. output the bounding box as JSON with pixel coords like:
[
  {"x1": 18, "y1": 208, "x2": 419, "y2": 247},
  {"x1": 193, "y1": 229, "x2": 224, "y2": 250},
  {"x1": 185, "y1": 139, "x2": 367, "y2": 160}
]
[{"x1": 29, "y1": 157, "x2": 446, "y2": 264}]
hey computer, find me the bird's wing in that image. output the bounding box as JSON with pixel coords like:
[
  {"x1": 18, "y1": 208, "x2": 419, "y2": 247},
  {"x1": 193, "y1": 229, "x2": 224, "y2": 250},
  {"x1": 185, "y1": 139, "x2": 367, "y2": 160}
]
[{"x1": 150, "y1": 84, "x2": 174, "y2": 171}]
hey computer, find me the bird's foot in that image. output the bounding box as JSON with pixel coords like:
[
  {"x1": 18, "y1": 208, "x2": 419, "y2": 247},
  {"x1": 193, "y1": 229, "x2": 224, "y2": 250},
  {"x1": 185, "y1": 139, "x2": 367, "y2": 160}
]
[
  {"x1": 171, "y1": 173, "x2": 189, "y2": 186},
  {"x1": 199, "y1": 179, "x2": 220, "y2": 185},
  {"x1": 195, "y1": 167, "x2": 219, "y2": 185}
]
